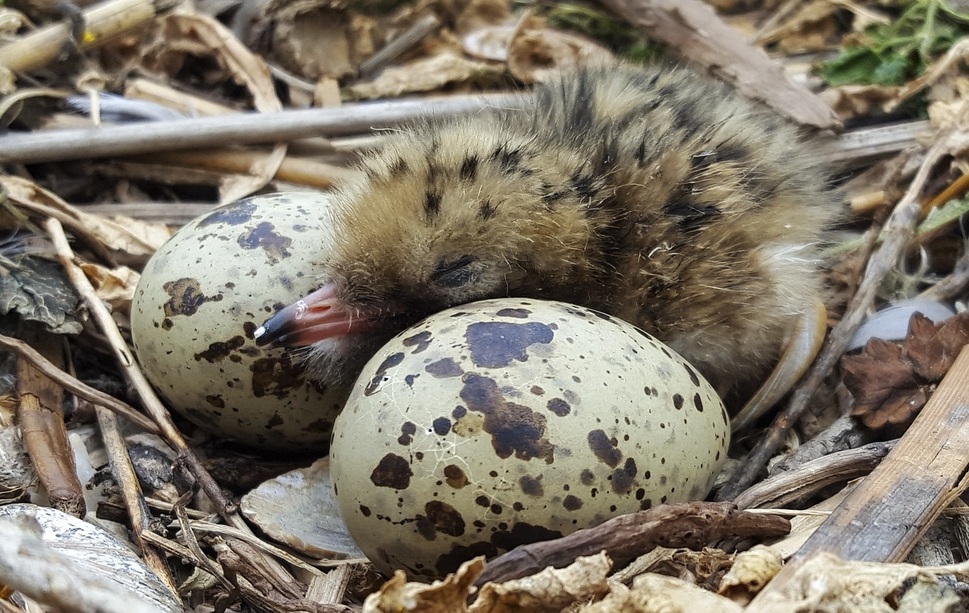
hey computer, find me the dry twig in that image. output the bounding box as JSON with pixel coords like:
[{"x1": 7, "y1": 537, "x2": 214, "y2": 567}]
[
  {"x1": 474, "y1": 501, "x2": 790, "y2": 586},
  {"x1": 0, "y1": 333, "x2": 159, "y2": 433}
]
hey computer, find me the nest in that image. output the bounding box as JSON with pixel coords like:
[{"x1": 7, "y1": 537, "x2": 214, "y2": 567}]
[{"x1": 3, "y1": 0, "x2": 969, "y2": 611}]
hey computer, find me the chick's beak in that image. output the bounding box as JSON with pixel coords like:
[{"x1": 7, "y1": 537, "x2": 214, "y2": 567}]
[{"x1": 254, "y1": 284, "x2": 371, "y2": 347}]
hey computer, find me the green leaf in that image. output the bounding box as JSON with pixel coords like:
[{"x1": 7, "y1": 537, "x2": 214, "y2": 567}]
[
  {"x1": 872, "y1": 55, "x2": 914, "y2": 84},
  {"x1": 820, "y1": 47, "x2": 885, "y2": 86}
]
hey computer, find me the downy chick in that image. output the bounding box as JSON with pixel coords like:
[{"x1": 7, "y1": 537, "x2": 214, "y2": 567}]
[{"x1": 255, "y1": 63, "x2": 838, "y2": 395}]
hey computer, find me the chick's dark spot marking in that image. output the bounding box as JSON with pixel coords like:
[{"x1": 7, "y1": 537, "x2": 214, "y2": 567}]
[
  {"x1": 388, "y1": 157, "x2": 409, "y2": 177},
  {"x1": 569, "y1": 167, "x2": 601, "y2": 203},
  {"x1": 490, "y1": 145, "x2": 518, "y2": 173},
  {"x1": 479, "y1": 200, "x2": 497, "y2": 220},
  {"x1": 459, "y1": 155, "x2": 479, "y2": 181},
  {"x1": 424, "y1": 191, "x2": 441, "y2": 218},
  {"x1": 662, "y1": 195, "x2": 722, "y2": 235}
]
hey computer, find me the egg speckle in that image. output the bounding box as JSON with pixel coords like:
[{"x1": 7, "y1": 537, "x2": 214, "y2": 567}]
[
  {"x1": 329, "y1": 298, "x2": 729, "y2": 578},
  {"x1": 131, "y1": 193, "x2": 350, "y2": 451}
]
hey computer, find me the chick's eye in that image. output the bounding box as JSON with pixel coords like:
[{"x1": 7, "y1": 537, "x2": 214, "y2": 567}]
[{"x1": 431, "y1": 254, "x2": 478, "y2": 288}]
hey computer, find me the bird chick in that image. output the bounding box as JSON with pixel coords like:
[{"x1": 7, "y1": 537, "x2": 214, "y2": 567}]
[{"x1": 255, "y1": 63, "x2": 838, "y2": 395}]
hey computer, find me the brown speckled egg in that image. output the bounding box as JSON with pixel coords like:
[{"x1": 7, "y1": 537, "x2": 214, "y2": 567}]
[
  {"x1": 131, "y1": 193, "x2": 350, "y2": 451},
  {"x1": 329, "y1": 298, "x2": 729, "y2": 579}
]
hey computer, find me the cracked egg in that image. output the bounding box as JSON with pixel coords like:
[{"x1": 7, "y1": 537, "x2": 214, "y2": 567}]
[
  {"x1": 131, "y1": 193, "x2": 350, "y2": 451},
  {"x1": 329, "y1": 297, "x2": 729, "y2": 578}
]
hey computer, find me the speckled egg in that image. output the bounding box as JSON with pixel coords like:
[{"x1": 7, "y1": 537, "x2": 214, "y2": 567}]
[
  {"x1": 131, "y1": 193, "x2": 350, "y2": 451},
  {"x1": 329, "y1": 298, "x2": 729, "y2": 578}
]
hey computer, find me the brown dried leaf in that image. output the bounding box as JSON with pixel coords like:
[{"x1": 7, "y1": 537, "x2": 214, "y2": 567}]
[
  {"x1": 270, "y1": 7, "x2": 354, "y2": 80},
  {"x1": 755, "y1": 1, "x2": 839, "y2": 54},
  {"x1": 347, "y1": 51, "x2": 505, "y2": 100},
  {"x1": 624, "y1": 547, "x2": 733, "y2": 592},
  {"x1": 78, "y1": 263, "x2": 139, "y2": 316},
  {"x1": 506, "y1": 16, "x2": 614, "y2": 84},
  {"x1": 578, "y1": 573, "x2": 744, "y2": 613},
  {"x1": 842, "y1": 311, "x2": 969, "y2": 429},
  {"x1": 164, "y1": 9, "x2": 285, "y2": 202},
  {"x1": 362, "y1": 557, "x2": 483, "y2": 613},
  {"x1": 0, "y1": 176, "x2": 170, "y2": 257},
  {"x1": 469, "y1": 553, "x2": 611, "y2": 613},
  {"x1": 904, "y1": 311, "x2": 969, "y2": 381},
  {"x1": 717, "y1": 545, "x2": 783, "y2": 606},
  {"x1": 455, "y1": 0, "x2": 511, "y2": 35},
  {"x1": 751, "y1": 552, "x2": 969, "y2": 611},
  {"x1": 842, "y1": 338, "x2": 922, "y2": 429},
  {"x1": 820, "y1": 84, "x2": 901, "y2": 121}
]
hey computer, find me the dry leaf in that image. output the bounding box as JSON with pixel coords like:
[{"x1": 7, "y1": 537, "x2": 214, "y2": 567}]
[
  {"x1": 578, "y1": 572, "x2": 744, "y2": 613},
  {"x1": 0, "y1": 256, "x2": 81, "y2": 335},
  {"x1": 348, "y1": 51, "x2": 505, "y2": 100},
  {"x1": 271, "y1": 7, "x2": 354, "y2": 79},
  {"x1": 751, "y1": 552, "x2": 969, "y2": 611},
  {"x1": 820, "y1": 84, "x2": 901, "y2": 121},
  {"x1": 717, "y1": 545, "x2": 783, "y2": 605},
  {"x1": 506, "y1": 16, "x2": 614, "y2": 84},
  {"x1": 132, "y1": 8, "x2": 286, "y2": 203},
  {"x1": 455, "y1": 0, "x2": 511, "y2": 35},
  {"x1": 78, "y1": 262, "x2": 139, "y2": 315},
  {"x1": 363, "y1": 554, "x2": 612, "y2": 612},
  {"x1": 0, "y1": 176, "x2": 170, "y2": 257},
  {"x1": 363, "y1": 557, "x2": 484, "y2": 613},
  {"x1": 619, "y1": 547, "x2": 733, "y2": 592},
  {"x1": 755, "y1": 1, "x2": 839, "y2": 54},
  {"x1": 842, "y1": 311, "x2": 969, "y2": 429},
  {"x1": 463, "y1": 23, "x2": 516, "y2": 62},
  {"x1": 163, "y1": 9, "x2": 286, "y2": 202},
  {"x1": 469, "y1": 553, "x2": 611, "y2": 613},
  {"x1": 842, "y1": 337, "x2": 924, "y2": 429},
  {"x1": 903, "y1": 311, "x2": 969, "y2": 380}
]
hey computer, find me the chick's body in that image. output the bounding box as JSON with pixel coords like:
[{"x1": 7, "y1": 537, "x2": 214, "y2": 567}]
[{"x1": 267, "y1": 64, "x2": 837, "y2": 393}]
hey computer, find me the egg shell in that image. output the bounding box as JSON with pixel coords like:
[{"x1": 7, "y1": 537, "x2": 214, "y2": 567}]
[
  {"x1": 330, "y1": 298, "x2": 729, "y2": 578},
  {"x1": 131, "y1": 193, "x2": 349, "y2": 451}
]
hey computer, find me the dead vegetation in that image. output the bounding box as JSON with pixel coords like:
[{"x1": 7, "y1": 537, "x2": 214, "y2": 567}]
[{"x1": 5, "y1": 0, "x2": 969, "y2": 611}]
